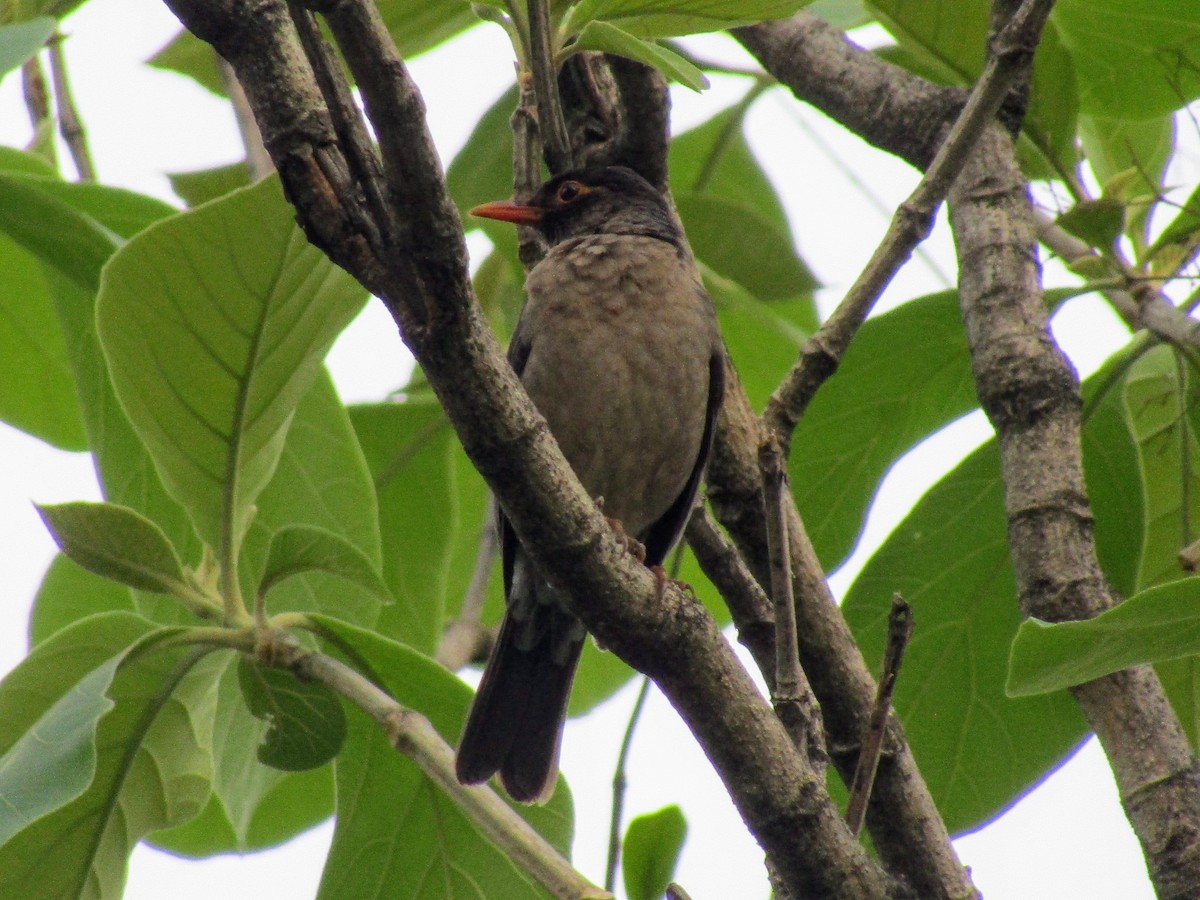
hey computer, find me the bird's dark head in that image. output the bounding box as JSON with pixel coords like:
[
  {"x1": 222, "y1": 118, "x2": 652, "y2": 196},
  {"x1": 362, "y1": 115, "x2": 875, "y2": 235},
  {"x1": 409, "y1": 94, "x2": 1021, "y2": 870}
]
[{"x1": 471, "y1": 166, "x2": 683, "y2": 248}]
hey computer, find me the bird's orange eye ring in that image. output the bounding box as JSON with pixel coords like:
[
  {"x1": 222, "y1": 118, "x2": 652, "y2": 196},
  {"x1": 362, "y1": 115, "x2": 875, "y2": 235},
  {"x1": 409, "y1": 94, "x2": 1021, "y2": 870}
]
[{"x1": 556, "y1": 180, "x2": 585, "y2": 203}]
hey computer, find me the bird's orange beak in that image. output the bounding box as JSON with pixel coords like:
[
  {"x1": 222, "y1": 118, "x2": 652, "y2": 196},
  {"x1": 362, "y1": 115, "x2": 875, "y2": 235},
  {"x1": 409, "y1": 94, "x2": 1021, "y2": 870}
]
[{"x1": 470, "y1": 200, "x2": 544, "y2": 225}]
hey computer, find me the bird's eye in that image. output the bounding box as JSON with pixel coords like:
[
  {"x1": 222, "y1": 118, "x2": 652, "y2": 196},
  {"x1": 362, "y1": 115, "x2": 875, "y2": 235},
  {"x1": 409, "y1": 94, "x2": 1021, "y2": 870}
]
[{"x1": 556, "y1": 180, "x2": 584, "y2": 203}]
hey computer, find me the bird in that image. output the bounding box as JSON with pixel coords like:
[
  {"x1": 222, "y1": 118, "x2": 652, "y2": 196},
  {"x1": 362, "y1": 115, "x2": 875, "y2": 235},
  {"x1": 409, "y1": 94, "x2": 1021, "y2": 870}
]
[{"x1": 455, "y1": 165, "x2": 725, "y2": 803}]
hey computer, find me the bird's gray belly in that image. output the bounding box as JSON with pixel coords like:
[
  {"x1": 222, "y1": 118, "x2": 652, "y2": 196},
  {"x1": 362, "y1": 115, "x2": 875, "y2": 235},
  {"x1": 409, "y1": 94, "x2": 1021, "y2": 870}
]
[{"x1": 520, "y1": 310, "x2": 708, "y2": 537}]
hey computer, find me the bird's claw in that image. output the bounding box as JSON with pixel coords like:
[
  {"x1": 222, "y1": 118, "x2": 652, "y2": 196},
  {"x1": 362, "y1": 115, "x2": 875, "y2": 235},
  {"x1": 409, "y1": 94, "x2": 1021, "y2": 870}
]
[
  {"x1": 605, "y1": 514, "x2": 646, "y2": 563},
  {"x1": 649, "y1": 565, "x2": 696, "y2": 600}
]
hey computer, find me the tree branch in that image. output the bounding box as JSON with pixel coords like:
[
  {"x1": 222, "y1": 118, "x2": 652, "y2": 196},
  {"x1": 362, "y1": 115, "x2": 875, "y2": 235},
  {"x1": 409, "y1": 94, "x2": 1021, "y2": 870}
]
[{"x1": 950, "y1": 121, "x2": 1200, "y2": 898}]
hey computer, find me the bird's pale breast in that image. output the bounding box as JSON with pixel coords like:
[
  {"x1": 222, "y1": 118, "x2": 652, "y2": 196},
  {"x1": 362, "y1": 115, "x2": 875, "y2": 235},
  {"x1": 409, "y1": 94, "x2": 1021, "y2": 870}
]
[{"x1": 519, "y1": 234, "x2": 715, "y2": 537}]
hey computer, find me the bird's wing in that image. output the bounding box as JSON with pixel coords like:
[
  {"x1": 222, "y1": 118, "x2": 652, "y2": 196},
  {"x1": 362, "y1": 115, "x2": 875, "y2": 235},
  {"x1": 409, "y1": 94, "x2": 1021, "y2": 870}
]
[{"x1": 641, "y1": 344, "x2": 727, "y2": 566}]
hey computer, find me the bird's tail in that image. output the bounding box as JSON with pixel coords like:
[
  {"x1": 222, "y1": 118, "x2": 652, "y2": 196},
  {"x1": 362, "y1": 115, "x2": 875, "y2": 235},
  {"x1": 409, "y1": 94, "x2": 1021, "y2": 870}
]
[{"x1": 455, "y1": 591, "x2": 585, "y2": 804}]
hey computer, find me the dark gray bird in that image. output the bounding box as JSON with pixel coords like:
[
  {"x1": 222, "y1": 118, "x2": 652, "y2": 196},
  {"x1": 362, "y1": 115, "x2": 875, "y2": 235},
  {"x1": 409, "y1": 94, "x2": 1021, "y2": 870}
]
[{"x1": 455, "y1": 165, "x2": 725, "y2": 803}]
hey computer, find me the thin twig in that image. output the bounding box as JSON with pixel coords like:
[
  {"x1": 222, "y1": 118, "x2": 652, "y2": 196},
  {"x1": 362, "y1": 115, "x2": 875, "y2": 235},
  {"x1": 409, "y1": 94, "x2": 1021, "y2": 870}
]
[
  {"x1": 527, "y1": 0, "x2": 572, "y2": 173},
  {"x1": 762, "y1": 0, "x2": 1058, "y2": 452},
  {"x1": 1035, "y1": 209, "x2": 1200, "y2": 351},
  {"x1": 217, "y1": 56, "x2": 273, "y2": 180},
  {"x1": 759, "y1": 436, "x2": 807, "y2": 749},
  {"x1": 605, "y1": 677, "x2": 652, "y2": 893},
  {"x1": 845, "y1": 595, "x2": 913, "y2": 836},
  {"x1": 47, "y1": 32, "x2": 94, "y2": 180},
  {"x1": 21, "y1": 54, "x2": 50, "y2": 131},
  {"x1": 685, "y1": 504, "x2": 776, "y2": 684},
  {"x1": 437, "y1": 495, "x2": 500, "y2": 670}
]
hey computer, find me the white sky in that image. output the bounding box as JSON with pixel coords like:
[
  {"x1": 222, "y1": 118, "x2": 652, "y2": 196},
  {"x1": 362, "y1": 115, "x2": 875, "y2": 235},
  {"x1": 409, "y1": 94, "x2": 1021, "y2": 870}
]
[{"x1": 0, "y1": 0, "x2": 1167, "y2": 897}]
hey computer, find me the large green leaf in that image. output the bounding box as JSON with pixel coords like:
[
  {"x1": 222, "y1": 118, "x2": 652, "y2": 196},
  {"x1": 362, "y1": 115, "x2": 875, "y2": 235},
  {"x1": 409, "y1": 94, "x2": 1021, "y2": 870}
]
[
  {"x1": 1009, "y1": 578, "x2": 1200, "y2": 697},
  {"x1": 793, "y1": 290, "x2": 977, "y2": 570},
  {"x1": 30, "y1": 554, "x2": 137, "y2": 647},
  {"x1": 0, "y1": 613, "x2": 219, "y2": 898},
  {"x1": 0, "y1": 655, "x2": 119, "y2": 845},
  {"x1": 675, "y1": 193, "x2": 817, "y2": 304},
  {"x1": 96, "y1": 176, "x2": 368, "y2": 559},
  {"x1": 350, "y1": 401, "x2": 483, "y2": 653},
  {"x1": 0, "y1": 230, "x2": 86, "y2": 449},
  {"x1": 308, "y1": 616, "x2": 573, "y2": 898},
  {"x1": 842, "y1": 442, "x2": 1088, "y2": 834},
  {"x1": 1054, "y1": 0, "x2": 1200, "y2": 118},
  {"x1": 152, "y1": 374, "x2": 381, "y2": 857}
]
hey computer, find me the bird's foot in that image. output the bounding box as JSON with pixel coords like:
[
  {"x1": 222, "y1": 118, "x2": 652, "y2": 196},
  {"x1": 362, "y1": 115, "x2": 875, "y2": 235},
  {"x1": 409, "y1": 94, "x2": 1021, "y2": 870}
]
[
  {"x1": 605, "y1": 515, "x2": 646, "y2": 563},
  {"x1": 649, "y1": 565, "x2": 697, "y2": 601}
]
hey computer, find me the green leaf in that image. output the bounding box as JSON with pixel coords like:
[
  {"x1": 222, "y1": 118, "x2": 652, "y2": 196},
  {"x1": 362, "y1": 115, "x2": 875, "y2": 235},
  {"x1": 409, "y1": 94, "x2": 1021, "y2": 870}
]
[
  {"x1": 1055, "y1": 198, "x2": 1126, "y2": 251},
  {"x1": 446, "y1": 83, "x2": 519, "y2": 220},
  {"x1": 570, "y1": 0, "x2": 811, "y2": 38},
  {"x1": 96, "y1": 175, "x2": 368, "y2": 558},
  {"x1": 0, "y1": 613, "x2": 218, "y2": 898},
  {"x1": 1008, "y1": 579, "x2": 1200, "y2": 696},
  {"x1": 307, "y1": 616, "x2": 573, "y2": 898},
  {"x1": 1122, "y1": 346, "x2": 1200, "y2": 591},
  {"x1": 237, "y1": 657, "x2": 347, "y2": 771},
  {"x1": 351, "y1": 401, "x2": 481, "y2": 653},
  {"x1": 0, "y1": 655, "x2": 119, "y2": 845},
  {"x1": 151, "y1": 657, "x2": 335, "y2": 856},
  {"x1": 147, "y1": 28, "x2": 224, "y2": 95},
  {"x1": 870, "y1": 0, "x2": 1077, "y2": 178},
  {"x1": 0, "y1": 230, "x2": 86, "y2": 449},
  {"x1": 0, "y1": 171, "x2": 120, "y2": 290},
  {"x1": 794, "y1": 290, "x2": 977, "y2": 570},
  {"x1": 36, "y1": 501, "x2": 189, "y2": 595},
  {"x1": 573, "y1": 21, "x2": 709, "y2": 91},
  {"x1": 167, "y1": 162, "x2": 252, "y2": 208},
  {"x1": 669, "y1": 102, "x2": 795, "y2": 240},
  {"x1": 1146, "y1": 180, "x2": 1200, "y2": 273},
  {"x1": 0, "y1": 17, "x2": 53, "y2": 77},
  {"x1": 1054, "y1": 0, "x2": 1200, "y2": 118},
  {"x1": 843, "y1": 441, "x2": 1088, "y2": 834},
  {"x1": 30, "y1": 554, "x2": 137, "y2": 647},
  {"x1": 259, "y1": 523, "x2": 392, "y2": 605},
  {"x1": 675, "y1": 192, "x2": 818, "y2": 301},
  {"x1": 622, "y1": 804, "x2": 688, "y2": 900}
]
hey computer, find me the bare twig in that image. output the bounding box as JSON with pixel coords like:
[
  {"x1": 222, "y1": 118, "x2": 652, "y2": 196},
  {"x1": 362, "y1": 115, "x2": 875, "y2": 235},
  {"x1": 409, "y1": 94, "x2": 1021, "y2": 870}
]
[
  {"x1": 605, "y1": 677, "x2": 652, "y2": 893},
  {"x1": 216, "y1": 56, "x2": 272, "y2": 181},
  {"x1": 685, "y1": 504, "x2": 776, "y2": 682},
  {"x1": 21, "y1": 54, "x2": 50, "y2": 132},
  {"x1": 761, "y1": 0, "x2": 1058, "y2": 452},
  {"x1": 437, "y1": 496, "x2": 500, "y2": 670},
  {"x1": 1035, "y1": 209, "x2": 1200, "y2": 350},
  {"x1": 527, "y1": 0, "x2": 572, "y2": 173},
  {"x1": 845, "y1": 595, "x2": 913, "y2": 836},
  {"x1": 47, "y1": 32, "x2": 94, "y2": 180},
  {"x1": 759, "y1": 437, "x2": 806, "y2": 747}
]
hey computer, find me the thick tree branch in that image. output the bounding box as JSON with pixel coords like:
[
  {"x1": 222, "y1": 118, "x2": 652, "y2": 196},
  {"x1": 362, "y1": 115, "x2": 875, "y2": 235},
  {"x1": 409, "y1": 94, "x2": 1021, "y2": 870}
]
[
  {"x1": 949, "y1": 123, "x2": 1200, "y2": 898},
  {"x1": 733, "y1": 14, "x2": 964, "y2": 172}
]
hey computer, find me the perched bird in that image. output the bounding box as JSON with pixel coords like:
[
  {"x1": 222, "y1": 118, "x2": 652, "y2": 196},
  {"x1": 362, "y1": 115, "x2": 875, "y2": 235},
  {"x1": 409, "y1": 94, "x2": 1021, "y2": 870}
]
[{"x1": 455, "y1": 165, "x2": 725, "y2": 803}]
